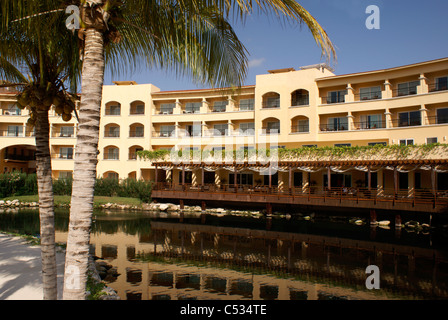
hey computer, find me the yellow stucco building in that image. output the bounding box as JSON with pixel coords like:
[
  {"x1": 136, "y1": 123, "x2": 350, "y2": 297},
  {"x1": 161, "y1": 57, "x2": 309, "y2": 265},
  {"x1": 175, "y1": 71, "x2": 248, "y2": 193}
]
[{"x1": 1, "y1": 57, "x2": 448, "y2": 207}]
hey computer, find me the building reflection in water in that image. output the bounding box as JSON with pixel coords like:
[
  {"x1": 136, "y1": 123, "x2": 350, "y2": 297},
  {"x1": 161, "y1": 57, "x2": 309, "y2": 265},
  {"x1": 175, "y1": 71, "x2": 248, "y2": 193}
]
[{"x1": 56, "y1": 219, "x2": 448, "y2": 301}]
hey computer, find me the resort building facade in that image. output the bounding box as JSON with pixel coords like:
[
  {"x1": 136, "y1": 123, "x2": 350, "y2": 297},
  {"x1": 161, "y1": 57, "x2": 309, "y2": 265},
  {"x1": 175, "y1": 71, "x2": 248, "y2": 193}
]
[{"x1": 1, "y1": 58, "x2": 448, "y2": 212}]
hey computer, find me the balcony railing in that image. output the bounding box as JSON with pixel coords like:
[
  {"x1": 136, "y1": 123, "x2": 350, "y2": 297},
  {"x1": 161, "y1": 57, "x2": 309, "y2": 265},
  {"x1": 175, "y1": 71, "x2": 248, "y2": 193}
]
[
  {"x1": 104, "y1": 132, "x2": 120, "y2": 138},
  {"x1": 428, "y1": 82, "x2": 448, "y2": 93},
  {"x1": 354, "y1": 92, "x2": 382, "y2": 101},
  {"x1": 52, "y1": 132, "x2": 75, "y2": 138},
  {"x1": 152, "y1": 131, "x2": 176, "y2": 138},
  {"x1": 321, "y1": 96, "x2": 346, "y2": 105},
  {"x1": 0, "y1": 130, "x2": 35, "y2": 137},
  {"x1": 352, "y1": 121, "x2": 386, "y2": 130},
  {"x1": 291, "y1": 97, "x2": 309, "y2": 106},
  {"x1": 426, "y1": 116, "x2": 448, "y2": 125},
  {"x1": 129, "y1": 131, "x2": 144, "y2": 138},
  {"x1": 390, "y1": 118, "x2": 422, "y2": 128},
  {"x1": 52, "y1": 153, "x2": 74, "y2": 160},
  {"x1": 392, "y1": 87, "x2": 419, "y2": 97},
  {"x1": 153, "y1": 183, "x2": 448, "y2": 209},
  {"x1": 319, "y1": 124, "x2": 348, "y2": 132},
  {"x1": 291, "y1": 125, "x2": 310, "y2": 133},
  {"x1": 261, "y1": 127, "x2": 280, "y2": 134}
]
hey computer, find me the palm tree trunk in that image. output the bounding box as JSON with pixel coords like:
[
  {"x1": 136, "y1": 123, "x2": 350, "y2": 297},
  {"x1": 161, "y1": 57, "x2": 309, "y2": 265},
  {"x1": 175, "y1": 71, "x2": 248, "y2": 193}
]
[
  {"x1": 35, "y1": 109, "x2": 57, "y2": 300},
  {"x1": 63, "y1": 28, "x2": 105, "y2": 300}
]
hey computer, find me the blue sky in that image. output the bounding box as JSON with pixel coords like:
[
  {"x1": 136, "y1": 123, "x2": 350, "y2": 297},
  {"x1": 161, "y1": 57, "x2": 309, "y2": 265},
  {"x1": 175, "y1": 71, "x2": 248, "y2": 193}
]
[{"x1": 104, "y1": 0, "x2": 448, "y2": 91}]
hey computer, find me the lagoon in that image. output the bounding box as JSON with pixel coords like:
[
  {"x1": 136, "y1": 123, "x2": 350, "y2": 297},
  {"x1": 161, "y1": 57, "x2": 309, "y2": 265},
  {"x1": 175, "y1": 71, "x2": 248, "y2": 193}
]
[{"x1": 0, "y1": 208, "x2": 447, "y2": 300}]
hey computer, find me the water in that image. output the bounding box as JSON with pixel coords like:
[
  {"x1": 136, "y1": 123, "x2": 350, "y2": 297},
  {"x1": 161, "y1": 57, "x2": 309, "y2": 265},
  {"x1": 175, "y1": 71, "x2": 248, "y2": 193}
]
[{"x1": 1, "y1": 208, "x2": 448, "y2": 300}]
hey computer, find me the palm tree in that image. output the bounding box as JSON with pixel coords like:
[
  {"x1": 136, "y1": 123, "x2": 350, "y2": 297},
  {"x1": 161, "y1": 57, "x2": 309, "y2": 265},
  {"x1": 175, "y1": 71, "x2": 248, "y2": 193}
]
[
  {"x1": 2, "y1": 0, "x2": 335, "y2": 300},
  {"x1": 0, "y1": 10, "x2": 81, "y2": 300},
  {"x1": 64, "y1": 0, "x2": 334, "y2": 300}
]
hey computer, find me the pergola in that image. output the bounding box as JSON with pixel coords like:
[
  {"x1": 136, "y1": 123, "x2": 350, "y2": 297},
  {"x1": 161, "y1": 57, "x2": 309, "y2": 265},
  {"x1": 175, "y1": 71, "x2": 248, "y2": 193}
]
[{"x1": 154, "y1": 159, "x2": 448, "y2": 194}]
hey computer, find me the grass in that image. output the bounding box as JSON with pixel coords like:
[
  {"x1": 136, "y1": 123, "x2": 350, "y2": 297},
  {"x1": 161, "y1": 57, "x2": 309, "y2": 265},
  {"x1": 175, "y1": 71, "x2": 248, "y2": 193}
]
[{"x1": 1, "y1": 195, "x2": 143, "y2": 207}]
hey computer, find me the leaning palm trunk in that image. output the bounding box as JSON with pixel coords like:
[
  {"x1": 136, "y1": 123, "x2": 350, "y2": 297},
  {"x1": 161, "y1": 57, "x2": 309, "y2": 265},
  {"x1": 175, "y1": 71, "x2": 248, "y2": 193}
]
[
  {"x1": 34, "y1": 109, "x2": 58, "y2": 300},
  {"x1": 62, "y1": 28, "x2": 105, "y2": 300}
]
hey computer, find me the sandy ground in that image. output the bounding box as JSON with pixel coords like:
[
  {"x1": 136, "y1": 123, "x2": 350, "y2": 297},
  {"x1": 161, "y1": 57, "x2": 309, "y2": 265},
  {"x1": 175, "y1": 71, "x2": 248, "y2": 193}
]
[{"x1": 0, "y1": 233, "x2": 65, "y2": 300}]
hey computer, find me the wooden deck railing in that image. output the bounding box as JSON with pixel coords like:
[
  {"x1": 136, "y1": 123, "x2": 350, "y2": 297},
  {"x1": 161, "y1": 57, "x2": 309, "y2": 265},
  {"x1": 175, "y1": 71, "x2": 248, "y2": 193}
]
[{"x1": 153, "y1": 183, "x2": 448, "y2": 209}]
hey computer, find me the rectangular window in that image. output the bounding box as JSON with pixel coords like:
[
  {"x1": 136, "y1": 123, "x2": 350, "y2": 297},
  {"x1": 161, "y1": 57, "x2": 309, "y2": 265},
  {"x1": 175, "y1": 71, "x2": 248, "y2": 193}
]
[
  {"x1": 160, "y1": 125, "x2": 175, "y2": 137},
  {"x1": 326, "y1": 117, "x2": 348, "y2": 131},
  {"x1": 7, "y1": 126, "x2": 23, "y2": 137},
  {"x1": 359, "y1": 114, "x2": 383, "y2": 129},
  {"x1": 160, "y1": 103, "x2": 175, "y2": 114},
  {"x1": 435, "y1": 76, "x2": 448, "y2": 91},
  {"x1": 239, "y1": 99, "x2": 255, "y2": 111},
  {"x1": 60, "y1": 126, "x2": 74, "y2": 137},
  {"x1": 186, "y1": 124, "x2": 202, "y2": 137},
  {"x1": 398, "y1": 111, "x2": 421, "y2": 127},
  {"x1": 397, "y1": 81, "x2": 420, "y2": 96},
  {"x1": 213, "y1": 124, "x2": 228, "y2": 136},
  {"x1": 239, "y1": 122, "x2": 255, "y2": 135},
  {"x1": 359, "y1": 86, "x2": 382, "y2": 100},
  {"x1": 8, "y1": 104, "x2": 22, "y2": 115},
  {"x1": 302, "y1": 144, "x2": 317, "y2": 148},
  {"x1": 437, "y1": 108, "x2": 448, "y2": 124},
  {"x1": 213, "y1": 101, "x2": 228, "y2": 113},
  {"x1": 426, "y1": 137, "x2": 438, "y2": 144},
  {"x1": 335, "y1": 143, "x2": 351, "y2": 147},
  {"x1": 399, "y1": 139, "x2": 414, "y2": 146},
  {"x1": 368, "y1": 142, "x2": 387, "y2": 147},
  {"x1": 59, "y1": 147, "x2": 74, "y2": 159},
  {"x1": 185, "y1": 102, "x2": 201, "y2": 114},
  {"x1": 327, "y1": 90, "x2": 347, "y2": 104}
]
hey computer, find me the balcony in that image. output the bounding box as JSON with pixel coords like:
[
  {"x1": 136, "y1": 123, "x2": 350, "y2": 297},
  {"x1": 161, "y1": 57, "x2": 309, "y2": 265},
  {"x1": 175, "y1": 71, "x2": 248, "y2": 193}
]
[
  {"x1": 428, "y1": 81, "x2": 448, "y2": 93},
  {"x1": 261, "y1": 127, "x2": 280, "y2": 135},
  {"x1": 291, "y1": 125, "x2": 310, "y2": 134},
  {"x1": 353, "y1": 121, "x2": 386, "y2": 130},
  {"x1": 152, "y1": 131, "x2": 176, "y2": 138},
  {"x1": 52, "y1": 153, "x2": 74, "y2": 160},
  {"x1": 0, "y1": 130, "x2": 35, "y2": 138},
  {"x1": 129, "y1": 130, "x2": 144, "y2": 138},
  {"x1": 319, "y1": 124, "x2": 348, "y2": 132},
  {"x1": 426, "y1": 116, "x2": 448, "y2": 125}
]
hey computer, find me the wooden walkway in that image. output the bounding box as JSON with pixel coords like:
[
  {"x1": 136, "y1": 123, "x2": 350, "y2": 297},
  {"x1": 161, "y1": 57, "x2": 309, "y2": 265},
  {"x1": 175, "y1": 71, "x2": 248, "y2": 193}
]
[{"x1": 152, "y1": 184, "x2": 448, "y2": 214}]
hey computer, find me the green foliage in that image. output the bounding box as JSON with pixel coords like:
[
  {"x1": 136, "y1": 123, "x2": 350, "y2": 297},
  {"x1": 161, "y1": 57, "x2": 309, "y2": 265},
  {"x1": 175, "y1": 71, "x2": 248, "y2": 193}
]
[
  {"x1": 0, "y1": 172, "x2": 38, "y2": 198},
  {"x1": 138, "y1": 143, "x2": 448, "y2": 162},
  {"x1": 0, "y1": 174, "x2": 153, "y2": 204},
  {"x1": 53, "y1": 177, "x2": 73, "y2": 196},
  {"x1": 94, "y1": 178, "x2": 153, "y2": 203}
]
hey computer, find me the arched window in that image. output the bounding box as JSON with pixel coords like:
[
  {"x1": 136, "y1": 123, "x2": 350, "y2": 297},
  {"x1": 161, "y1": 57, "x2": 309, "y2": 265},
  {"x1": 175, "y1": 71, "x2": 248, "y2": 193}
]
[
  {"x1": 291, "y1": 89, "x2": 309, "y2": 106},
  {"x1": 129, "y1": 123, "x2": 144, "y2": 138},
  {"x1": 291, "y1": 116, "x2": 310, "y2": 133},
  {"x1": 129, "y1": 146, "x2": 143, "y2": 160},
  {"x1": 262, "y1": 92, "x2": 280, "y2": 109},
  {"x1": 105, "y1": 102, "x2": 121, "y2": 116},
  {"x1": 104, "y1": 146, "x2": 120, "y2": 160},
  {"x1": 130, "y1": 101, "x2": 145, "y2": 115},
  {"x1": 104, "y1": 123, "x2": 120, "y2": 138},
  {"x1": 262, "y1": 117, "x2": 280, "y2": 134}
]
